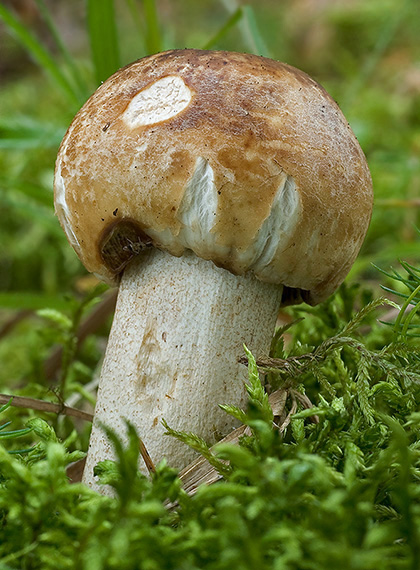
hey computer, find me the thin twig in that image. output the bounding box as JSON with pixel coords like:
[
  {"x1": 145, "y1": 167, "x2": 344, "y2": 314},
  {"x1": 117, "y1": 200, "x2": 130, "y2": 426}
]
[
  {"x1": 239, "y1": 352, "x2": 318, "y2": 376},
  {"x1": 0, "y1": 393, "x2": 93, "y2": 422},
  {"x1": 44, "y1": 289, "x2": 117, "y2": 381},
  {"x1": 139, "y1": 438, "x2": 156, "y2": 474},
  {"x1": 0, "y1": 309, "x2": 33, "y2": 339},
  {"x1": 291, "y1": 389, "x2": 319, "y2": 423},
  {"x1": 278, "y1": 391, "x2": 297, "y2": 432}
]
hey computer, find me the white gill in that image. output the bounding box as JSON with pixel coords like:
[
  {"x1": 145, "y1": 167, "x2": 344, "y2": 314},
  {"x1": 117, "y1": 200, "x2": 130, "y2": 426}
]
[
  {"x1": 54, "y1": 158, "x2": 81, "y2": 251},
  {"x1": 147, "y1": 159, "x2": 300, "y2": 277},
  {"x1": 248, "y1": 172, "x2": 301, "y2": 274},
  {"x1": 177, "y1": 156, "x2": 219, "y2": 254}
]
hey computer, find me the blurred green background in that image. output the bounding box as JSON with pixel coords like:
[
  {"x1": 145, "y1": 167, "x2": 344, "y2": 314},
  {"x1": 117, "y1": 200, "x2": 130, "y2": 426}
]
[{"x1": 0, "y1": 0, "x2": 419, "y2": 413}]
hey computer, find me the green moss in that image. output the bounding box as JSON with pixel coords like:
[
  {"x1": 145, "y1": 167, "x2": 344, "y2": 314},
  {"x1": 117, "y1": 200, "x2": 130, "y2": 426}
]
[
  {"x1": 1, "y1": 285, "x2": 420, "y2": 569},
  {"x1": 1, "y1": 1, "x2": 420, "y2": 567}
]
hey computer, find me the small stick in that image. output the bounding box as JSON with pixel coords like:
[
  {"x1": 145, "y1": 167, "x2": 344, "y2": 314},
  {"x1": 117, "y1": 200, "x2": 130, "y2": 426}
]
[
  {"x1": 139, "y1": 438, "x2": 156, "y2": 474},
  {"x1": 0, "y1": 309, "x2": 32, "y2": 340},
  {"x1": 0, "y1": 393, "x2": 93, "y2": 422}
]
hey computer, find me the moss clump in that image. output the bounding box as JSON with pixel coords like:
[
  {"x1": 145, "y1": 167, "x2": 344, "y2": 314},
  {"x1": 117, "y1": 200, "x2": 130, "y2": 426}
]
[{"x1": 1, "y1": 286, "x2": 420, "y2": 569}]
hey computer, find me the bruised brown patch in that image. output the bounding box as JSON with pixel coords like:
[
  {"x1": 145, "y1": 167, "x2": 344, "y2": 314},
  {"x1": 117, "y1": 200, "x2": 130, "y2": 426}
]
[{"x1": 100, "y1": 219, "x2": 153, "y2": 275}]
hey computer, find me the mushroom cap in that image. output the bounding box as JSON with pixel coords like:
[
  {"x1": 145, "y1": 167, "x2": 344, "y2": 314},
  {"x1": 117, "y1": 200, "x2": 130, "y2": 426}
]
[{"x1": 54, "y1": 49, "x2": 373, "y2": 305}]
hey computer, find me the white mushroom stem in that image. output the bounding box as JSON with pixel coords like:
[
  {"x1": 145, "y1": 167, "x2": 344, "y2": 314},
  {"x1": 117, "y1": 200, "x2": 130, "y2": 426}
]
[{"x1": 82, "y1": 249, "x2": 283, "y2": 492}]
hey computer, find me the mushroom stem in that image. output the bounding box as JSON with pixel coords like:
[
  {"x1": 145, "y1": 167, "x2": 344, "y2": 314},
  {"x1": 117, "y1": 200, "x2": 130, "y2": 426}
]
[{"x1": 82, "y1": 249, "x2": 283, "y2": 492}]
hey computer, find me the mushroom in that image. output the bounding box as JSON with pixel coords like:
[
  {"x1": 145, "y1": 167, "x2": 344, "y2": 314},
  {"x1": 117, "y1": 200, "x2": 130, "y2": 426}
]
[{"x1": 54, "y1": 49, "x2": 373, "y2": 492}]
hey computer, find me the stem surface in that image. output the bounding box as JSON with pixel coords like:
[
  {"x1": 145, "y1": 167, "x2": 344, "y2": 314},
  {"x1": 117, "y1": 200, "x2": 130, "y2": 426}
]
[{"x1": 83, "y1": 249, "x2": 282, "y2": 491}]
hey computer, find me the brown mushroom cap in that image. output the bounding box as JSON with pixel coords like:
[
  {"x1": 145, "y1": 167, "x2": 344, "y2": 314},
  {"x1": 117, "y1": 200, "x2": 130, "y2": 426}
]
[{"x1": 54, "y1": 49, "x2": 373, "y2": 305}]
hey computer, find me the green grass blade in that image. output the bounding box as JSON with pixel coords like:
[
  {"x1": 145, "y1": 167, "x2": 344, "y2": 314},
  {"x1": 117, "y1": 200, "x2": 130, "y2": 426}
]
[
  {"x1": 0, "y1": 428, "x2": 32, "y2": 440},
  {"x1": 0, "y1": 177, "x2": 53, "y2": 208},
  {"x1": 87, "y1": 0, "x2": 121, "y2": 85},
  {"x1": 0, "y1": 400, "x2": 12, "y2": 414},
  {"x1": 241, "y1": 5, "x2": 271, "y2": 57},
  {"x1": 394, "y1": 283, "x2": 420, "y2": 338},
  {"x1": 0, "y1": 117, "x2": 65, "y2": 150},
  {"x1": 217, "y1": 1, "x2": 271, "y2": 56},
  {"x1": 202, "y1": 7, "x2": 243, "y2": 50},
  {"x1": 124, "y1": 0, "x2": 162, "y2": 55},
  {"x1": 34, "y1": 0, "x2": 90, "y2": 101},
  {"x1": 399, "y1": 259, "x2": 420, "y2": 280},
  {"x1": 0, "y1": 188, "x2": 63, "y2": 236},
  {"x1": 124, "y1": 0, "x2": 146, "y2": 47},
  {"x1": 143, "y1": 0, "x2": 162, "y2": 54},
  {"x1": 0, "y1": 292, "x2": 72, "y2": 311},
  {"x1": 0, "y1": 4, "x2": 81, "y2": 107},
  {"x1": 343, "y1": 0, "x2": 411, "y2": 108},
  {"x1": 401, "y1": 301, "x2": 420, "y2": 338},
  {"x1": 8, "y1": 448, "x2": 36, "y2": 455}
]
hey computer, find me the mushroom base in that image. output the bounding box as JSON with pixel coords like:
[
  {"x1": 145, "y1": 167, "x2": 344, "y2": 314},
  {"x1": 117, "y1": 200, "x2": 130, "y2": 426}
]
[{"x1": 83, "y1": 249, "x2": 283, "y2": 492}]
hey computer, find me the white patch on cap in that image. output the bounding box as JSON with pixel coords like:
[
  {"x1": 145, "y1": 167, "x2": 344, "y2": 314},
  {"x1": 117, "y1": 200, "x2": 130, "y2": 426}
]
[
  {"x1": 249, "y1": 173, "x2": 301, "y2": 273},
  {"x1": 177, "y1": 157, "x2": 219, "y2": 256},
  {"x1": 143, "y1": 162, "x2": 300, "y2": 279},
  {"x1": 122, "y1": 75, "x2": 192, "y2": 128},
  {"x1": 54, "y1": 159, "x2": 81, "y2": 252}
]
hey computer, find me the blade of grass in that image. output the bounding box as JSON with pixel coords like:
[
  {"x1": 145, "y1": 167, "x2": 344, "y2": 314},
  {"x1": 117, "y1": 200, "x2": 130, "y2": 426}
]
[
  {"x1": 124, "y1": 0, "x2": 146, "y2": 47},
  {"x1": 241, "y1": 5, "x2": 271, "y2": 57},
  {"x1": 394, "y1": 284, "x2": 420, "y2": 338},
  {"x1": 0, "y1": 4, "x2": 81, "y2": 108},
  {"x1": 34, "y1": 0, "x2": 90, "y2": 102},
  {"x1": 0, "y1": 428, "x2": 32, "y2": 440},
  {"x1": 87, "y1": 0, "x2": 121, "y2": 85},
  {"x1": 399, "y1": 259, "x2": 420, "y2": 279},
  {"x1": 0, "y1": 400, "x2": 12, "y2": 414},
  {"x1": 0, "y1": 189, "x2": 63, "y2": 236},
  {"x1": 218, "y1": 1, "x2": 271, "y2": 56},
  {"x1": 143, "y1": 0, "x2": 162, "y2": 54},
  {"x1": 0, "y1": 178, "x2": 53, "y2": 208},
  {"x1": 343, "y1": 0, "x2": 412, "y2": 109},
  {"x1": 401, "y1": 300, "x2": 420, "y2": 338},
  {"x1": 0, "y1": 117, "x2": 65, "y2": 150},
  {"x1": 376, "y1": 198, "x2": 420, "y2": 208},
  {"x1": 0, "y1": 293, "x2": 72, "y2": 311},
  {"x1": 202, "y1": 7, "x2": 243, "y2": 50}
]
